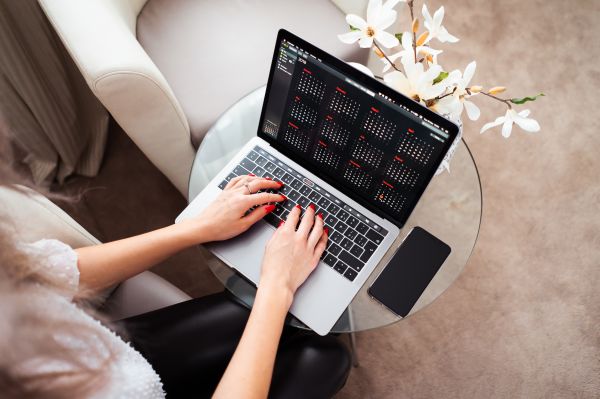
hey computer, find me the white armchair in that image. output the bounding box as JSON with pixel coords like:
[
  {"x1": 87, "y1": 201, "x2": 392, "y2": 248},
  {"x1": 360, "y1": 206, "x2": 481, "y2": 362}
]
[{"x1": 38, "y1": 0, "x2": 367, "y2": 198}]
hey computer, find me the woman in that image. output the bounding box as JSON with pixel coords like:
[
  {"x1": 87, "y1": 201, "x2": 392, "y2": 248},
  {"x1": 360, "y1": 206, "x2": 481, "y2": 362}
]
[{"x1": 0, "y1": 139, "x2": 351, "y2": 398}]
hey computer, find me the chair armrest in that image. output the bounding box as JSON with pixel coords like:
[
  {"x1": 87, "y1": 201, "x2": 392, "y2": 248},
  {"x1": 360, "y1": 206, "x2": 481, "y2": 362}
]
[{"x1": 38, "y1": 0, "x2": 195, "y2": 196}]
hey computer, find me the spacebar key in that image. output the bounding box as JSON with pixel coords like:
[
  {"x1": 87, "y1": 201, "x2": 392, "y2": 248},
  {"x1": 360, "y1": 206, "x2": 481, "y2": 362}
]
[{"x1": 339, "y1": 251, "x2": 364, "y2": 271}]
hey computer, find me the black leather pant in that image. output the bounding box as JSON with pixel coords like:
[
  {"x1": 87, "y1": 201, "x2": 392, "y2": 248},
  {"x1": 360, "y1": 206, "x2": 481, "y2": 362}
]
[{"x1": 120, "y1": 291, "x2": 351, "y2": 398}]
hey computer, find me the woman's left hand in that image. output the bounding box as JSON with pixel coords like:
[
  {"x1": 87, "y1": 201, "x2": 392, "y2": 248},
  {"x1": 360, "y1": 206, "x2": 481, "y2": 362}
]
[{"x1": 189, "y1": 174, "x2": 286, "y2": 242}]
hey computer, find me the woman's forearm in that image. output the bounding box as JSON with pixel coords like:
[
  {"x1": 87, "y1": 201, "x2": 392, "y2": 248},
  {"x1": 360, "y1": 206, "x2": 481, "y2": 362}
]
[
  {"x1": 75, "y1": 219, "x2": 210, "y2": 291},
  {"x1": 213, "y1": 283, "x2": 293, "y2": 399}
]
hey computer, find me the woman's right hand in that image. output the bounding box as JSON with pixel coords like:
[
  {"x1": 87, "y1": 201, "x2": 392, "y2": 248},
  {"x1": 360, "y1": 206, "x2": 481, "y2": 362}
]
[{"x1": 259, "y1": 203, "x2": 328, "y2": 303}]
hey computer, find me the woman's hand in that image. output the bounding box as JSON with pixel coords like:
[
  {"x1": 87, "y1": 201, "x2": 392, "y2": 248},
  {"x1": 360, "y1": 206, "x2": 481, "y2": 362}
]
[
  {"x1": 259, "y1": 203, "x2": 328, "y2": 303},
  {"x1": 191, "y1": 174, "x2": 286, "y2": 242}
]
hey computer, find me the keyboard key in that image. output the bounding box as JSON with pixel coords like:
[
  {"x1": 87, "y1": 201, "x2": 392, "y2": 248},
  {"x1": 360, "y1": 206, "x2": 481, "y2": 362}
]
[
  {"x1": 225, "y1": 172, "x2": 236, "y2": 181},
  {"x1": 337, "y1": 210, "x2": 350, "y2": 222},
  {"x1": 323, "y1": 254, "x2": 337, "y2": 267},
  {"x1": 340, "y1": 238, "x2": 353, "y2": 250},
  {"x1": 281, "y1": 173, "x2": 294, "y2": 184},
  {"x1": 297, "y1": 197, "x2": 310, "y2": 208},
  {"x1": 339, "y1": 250, "x2": 364, "y2": 271},
  {"x1": 252, "y1": 166, "x2": 266, "y2": 176},
  {"x1": 330, "y1": 232, "x2": 343, "y2": 244},
  {"x1": 346, "y1": 216, "x2": 359, "y2": 228},
  {"x1": 355, "y1": 235, "x2": 368, "y2": 247},
  {"x1": 328, "y1": 243, "x2": 342, "y2": 256},
  {"x1": 247, "y1": 151, "x2": 259, "y2": 161},
  {"x1": 290, "y1": 179, "x2": 303, "y2": 190},
  {"x1": 360, "y1": 241, "x2": 377, "y2": 263},
  {"x1": 344, "y1": 228, "x2": 358, "y2": 240},
  {"x1": 343, "y1": 268, "x2": 357, "y2": 281},
  {"x1": 335, "y1": 221, "x2": 348, "y2": 234},
  {"x1": 274, "y1": 167, "x2": 285, "y2": 177},
  {"x1": 255, "y1": 156, "x2": 268, "y2": 167},
  {"x1": 240, "y1": 158, "x2": 256, "y2": 171},
  {"x1": 233, "y1": 165, "x2": 249, "y2": 176},
  {"x1": 327, "y1": 203, "x2": 340, "y2": 215},
  {"x1": 288, "y1": 190, "x2": 300, "y2": 201},
  {"x1": 273, "y1": 205, "x2": 284, "y2": 216},
  {"x1": 366, "y1": 229, "x2": 384, "y2": 244},
  {"x1": 281, "y1": 210, "x2": 290, "y2": 220},
  {"x1": 356, "y1": 222, "x2": 368, "y2": 234},
  {"x1": 218, "y1": 180, "x2": 227, "y2": 189},
  {"x1": 265, "y1": 162, "x2": 277, "y2": 172},
  {"x1": 317, "y1": 197, "x2": 331, "y2": 209},
  {"x1": 264, "y1": 212, "x2": 279, "y2": 227},
  {"x1": 350, "y1": 244, "x2": 363, "y2": 258},
  {"x1": 300, "y1": 186, "x2": 311, "y2": 196},
  {"x1": 309, "y1": 191, "x2": 321, "y2": 202},
  {"x1": 283, "y1": 200, "x2": 295, "y2": 211},
  {"x1": 280, "y1": 185, "x2": 291, "y2": 194},
  {"x1": 333, "y1": 261, "x2": 347, "y2": 274},
  {"x1": 325, "y1": 215, "x2": 337, "y2": 227}
]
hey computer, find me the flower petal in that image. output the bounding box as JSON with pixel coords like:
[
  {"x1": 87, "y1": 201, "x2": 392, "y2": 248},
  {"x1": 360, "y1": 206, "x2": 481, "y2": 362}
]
[
  {"x1": 518, "y1": 109, "x2": 531, "y2": 118},
  {"x1": 375, "y1": 10, "x2": 397, "y2": 30},
  {"x1": 338, "y1": 30, "x2": 363, "y2": 44},
  {"x1": 422, "y1": 4, "x2": 432, "y2": 25},
  {"x1": 513, "y1": 113, "x2": 540, "y2": 132},
  {"x1": 375, "y1": 30, "x2": 400, "y2": 48},
  {"x1": 358, "y1": 35, "x2": 374, "y2": 48},
  {"x1": 433, "y1": 6, "x2": 445, "y2": 28},
  {"x1": 348, "y1": 62, "x2": 375, "y2": 77},
  {"x1": 438, "y1": 26, "x2": 459, "y2": 43},
  {"x1": 501, "y1": 118, "x2": 514, "y2": 138},
  {"x1": 463, "y1": 61, "x2": 476, "y2": 86},
  {"x1": 346, "y1": 14, "x2": 368, "y2": 30},
  {"x1": 480, "y1": 116, "x2": 505, "y2": 133},
  {"x1": 463, "y1": 100, "x2": 480, "y2": 121},
  {"x1": 367, "y1": 0, "x2": 383, "y2": 24}
]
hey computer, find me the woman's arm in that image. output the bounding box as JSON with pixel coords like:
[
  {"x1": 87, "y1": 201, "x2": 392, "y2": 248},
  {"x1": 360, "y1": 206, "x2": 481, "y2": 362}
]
[
  {"x1": 76, "y1": 176, "x2": 285, "y2": 291},
  {"x1": 213, "y1": 204, "x2": 327, "y2": 399}
]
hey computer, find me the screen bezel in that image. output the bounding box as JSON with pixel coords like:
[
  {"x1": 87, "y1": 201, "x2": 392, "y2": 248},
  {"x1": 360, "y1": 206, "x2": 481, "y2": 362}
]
[{"x1": 257, "y1": 29, "x2": 459, "y2": 228}]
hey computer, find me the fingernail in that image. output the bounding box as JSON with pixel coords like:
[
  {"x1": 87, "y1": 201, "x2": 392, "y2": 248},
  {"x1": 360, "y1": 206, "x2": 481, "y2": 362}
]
[
  {"x1": 265, "y1": 205, "x2": 276, "y2": 213},
  {"x1": 265, "y1": 177, "x2": 272, "y2": 180},
  {"x1": 309, "y1": 203, "x2": 316, "y2": 211},
  {"x1": 278, "y1": 220, "x2": 285, "y2": 227},
  {"x1": 277, "y1": 181, "x2": 284, "y2": 187},
  {"x1": 324, "y1": 227, "x2": 329, "y2": 235},
  {"x1": 280, "y1": 194, "x2": 287, "y2": 201},
  {"x1": 318, "y1": 212, "x2": 323, "y2": 219},
  {"x1": 295, "y1": 204, "x2": 301, "y2": 209},
  {"x1": 248, "y1": 173, "x2": 255, "y2": 176}
]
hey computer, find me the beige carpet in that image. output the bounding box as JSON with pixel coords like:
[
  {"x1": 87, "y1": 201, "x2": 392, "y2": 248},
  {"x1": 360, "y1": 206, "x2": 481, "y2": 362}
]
[{"x1": 54, "y1": 0, "x2": 599, "y2": 397}]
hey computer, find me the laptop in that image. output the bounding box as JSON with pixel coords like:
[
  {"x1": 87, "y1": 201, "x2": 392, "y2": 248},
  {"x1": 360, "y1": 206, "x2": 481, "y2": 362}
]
[{"x1": 176, "y1": 29, "x2": 459, "y2": 336}]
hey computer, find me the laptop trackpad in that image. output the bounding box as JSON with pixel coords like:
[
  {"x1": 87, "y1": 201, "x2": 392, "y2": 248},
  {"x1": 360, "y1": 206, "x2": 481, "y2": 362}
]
[{"x1": 207, "y1": 221, "x2": 274, "y2": 284}]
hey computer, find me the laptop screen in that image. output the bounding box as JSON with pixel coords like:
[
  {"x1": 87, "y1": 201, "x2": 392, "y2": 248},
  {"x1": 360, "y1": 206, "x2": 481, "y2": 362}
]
[{"x1": 258, "y1": 30, "x2": 458, "y2": 227}]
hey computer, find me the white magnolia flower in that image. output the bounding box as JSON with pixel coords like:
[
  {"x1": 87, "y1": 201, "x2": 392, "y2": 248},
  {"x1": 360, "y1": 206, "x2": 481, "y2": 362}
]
[
  {"x1": 435, "y1": 61, "x2": 480, "y2": 121},
  {"x1": 480, "y1": 108, "x2": 540, "y2": 138},
  {"x1": 338, "y1": 0, "x2": 402, "y2": 49},
  {"x1": 422, "y1": 5, "x2": 459, "y2": 43},
  {"x1": 384, "y1": 58, "x2": 452, "y2": 103},
  {"x1": 382, "y1": 31, "x2": 443, "y2": 72},
  {"x1": 347, "y1": 62, "x2": 375, "y2": 77}
]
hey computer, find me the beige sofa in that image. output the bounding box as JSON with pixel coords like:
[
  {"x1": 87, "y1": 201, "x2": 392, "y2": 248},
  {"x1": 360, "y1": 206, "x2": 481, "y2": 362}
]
[{"x1": 38, "y1": 0, "x2": 367, "y2": 197}]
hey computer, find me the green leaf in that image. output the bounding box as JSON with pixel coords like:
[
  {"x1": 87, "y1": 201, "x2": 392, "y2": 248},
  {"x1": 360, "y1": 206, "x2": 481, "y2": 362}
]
[
  {"x1": 349, "y1": 25, "x2": 360, "y2": 31},
  {"x1": 433, "y1": 71, "x2": 449, "y2": 84},
  {"x1": 395, "y1": 33, "x2": 403, "y2": 41},
  {"x1": 510, "y1": 93, "x2": 545, "y2": 105}
]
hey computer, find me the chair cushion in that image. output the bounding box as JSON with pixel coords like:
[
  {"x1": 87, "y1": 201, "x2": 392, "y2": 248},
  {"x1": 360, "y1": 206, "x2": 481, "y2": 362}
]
[{"x1": 137, "y1": 0, "x2": 367, "y2": 147}]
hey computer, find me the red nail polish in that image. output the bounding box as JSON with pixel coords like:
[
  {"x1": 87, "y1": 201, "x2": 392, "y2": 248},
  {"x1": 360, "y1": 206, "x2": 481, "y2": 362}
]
[
  {"x1": 324, "y1": 227, "x2": 329, "y2": 235},
  {"x1": 265, "y1": 177, "x2": 272, "y2": 180},
  {"x1": 318, "y1": 212, "x2": 323, "y2": 219},
  {"x1": 248, "y1": 173, "x2": 255, "y2": 176},
  {"x1": 280, "y1": 194, "x2": 287, "y2": 201},
  {"x1": 265, "y1": 204, "x2": 276, "y2": 213},
  {"x1": 278, "y1": 220, "x2": 285, "y2": 227},
  {"x1": 277, "y1": 181, "x2": 284, "y2": 187},
  {"x1": 295, "y1": 204, "x2": 301, "y2": 209},
  {"x1": 309, "y1": 203, "x2": 316, "y2": 211}
]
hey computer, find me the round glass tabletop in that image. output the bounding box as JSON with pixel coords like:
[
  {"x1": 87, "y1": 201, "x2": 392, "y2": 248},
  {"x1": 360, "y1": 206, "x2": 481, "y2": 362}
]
[{"x1": 189, "y1": 86, "x2": 482, "y2": 333}]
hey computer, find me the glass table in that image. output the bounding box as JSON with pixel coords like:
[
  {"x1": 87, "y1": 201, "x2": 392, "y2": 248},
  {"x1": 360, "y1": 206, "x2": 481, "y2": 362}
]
[{"x1": 189, "y1": 86, "x2": 482, "y2": 333}]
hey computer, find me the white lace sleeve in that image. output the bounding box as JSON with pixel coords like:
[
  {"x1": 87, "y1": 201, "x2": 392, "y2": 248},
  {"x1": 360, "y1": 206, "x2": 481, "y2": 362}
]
[{"x1": 20, "y1": 239, "x2": 80, "y2": 298}]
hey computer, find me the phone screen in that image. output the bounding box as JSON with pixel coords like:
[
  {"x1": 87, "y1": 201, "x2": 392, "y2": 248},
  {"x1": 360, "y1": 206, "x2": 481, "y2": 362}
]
[{"x1": 368, "y1": 227, "x2": 451, "y2": 317}]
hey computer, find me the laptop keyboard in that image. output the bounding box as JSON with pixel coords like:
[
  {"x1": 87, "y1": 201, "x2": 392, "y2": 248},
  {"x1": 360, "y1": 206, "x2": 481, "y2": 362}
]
[{"x1": 217, "y1": 146, "x2": 389, "y2": 282}]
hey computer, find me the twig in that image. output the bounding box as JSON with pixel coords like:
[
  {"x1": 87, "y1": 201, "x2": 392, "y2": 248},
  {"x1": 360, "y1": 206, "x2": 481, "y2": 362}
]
[
  {"x1": 479, "y1": 91, "x2": 512, "y2": 109},
  {"x1": 373, "y1": 41, "x2": 401, "y2": 72},
  {"x1": 407, "y1": 0, "x2": 418, "y2": 63}
]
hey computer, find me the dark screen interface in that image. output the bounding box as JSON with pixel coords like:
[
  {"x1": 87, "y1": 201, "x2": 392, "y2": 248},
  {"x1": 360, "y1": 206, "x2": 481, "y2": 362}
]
[{"x1": 262, "y1": 39, "x2": 451, "y2": 224}]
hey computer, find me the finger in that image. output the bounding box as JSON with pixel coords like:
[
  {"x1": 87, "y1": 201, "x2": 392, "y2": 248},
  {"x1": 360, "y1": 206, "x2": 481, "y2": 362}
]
[
  {"x1": 284, "y1": 204, "x2": 302, "y2": 230},
  {"x1": 245, "y1": 192, "x2": 286, "y2": 207},
  {"x1": 226, "y1": 175, "x2": 246, "y2": 189},
  {"x1": 248, "y1": 178, "x2": 284, "y2": 193},
  {"x1": 297, "y1": 203, "x2": 316, "y2": 238},
  {"x1": 243, "y1": 203, "x2": 276, "y2": 226},
  {"x1": 311, "y1": 228, "x2": 329, "y2": 266},
  {"x1": 231, "y1": 174, "x2": 262, "y2": 190},
  {"x1": 307, "y1": 212, "x2": 324, "y2": 248}
]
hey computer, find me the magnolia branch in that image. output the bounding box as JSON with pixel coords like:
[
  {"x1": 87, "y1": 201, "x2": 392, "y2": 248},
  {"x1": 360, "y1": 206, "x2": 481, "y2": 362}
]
[
  {"x1": 478, "y1": 91, "x2": 512, "y2": 108},
  {"x1": 407, "y1": 0, "x2": 418, "y2": 63},
  {"x1": 373, "y1": 41, "x2": 401, "y2": 73}
]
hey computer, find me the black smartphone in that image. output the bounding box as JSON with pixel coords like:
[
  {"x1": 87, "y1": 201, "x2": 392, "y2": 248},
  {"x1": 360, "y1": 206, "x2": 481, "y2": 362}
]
[{"x1": 368, "y1": 227, "x2": 451, "y2": 317}]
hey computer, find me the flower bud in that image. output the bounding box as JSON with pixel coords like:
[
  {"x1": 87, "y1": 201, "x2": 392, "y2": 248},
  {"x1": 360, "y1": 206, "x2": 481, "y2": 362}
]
[
  {"x1": 374, "y1": 47, "x2": 385, "y2": 58},
  {"x1": 412, "y1": 19, "x2": 419, "y2": 33},
  {"x1": 469, "y1": 85, "x2": 483, "y2": 93},
  {"x1": 488, "y1": 86, "x2": 506, "y2": 95},
  {"x1": 416, "y1": 31, "x2": 429, "y2": 46}
]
